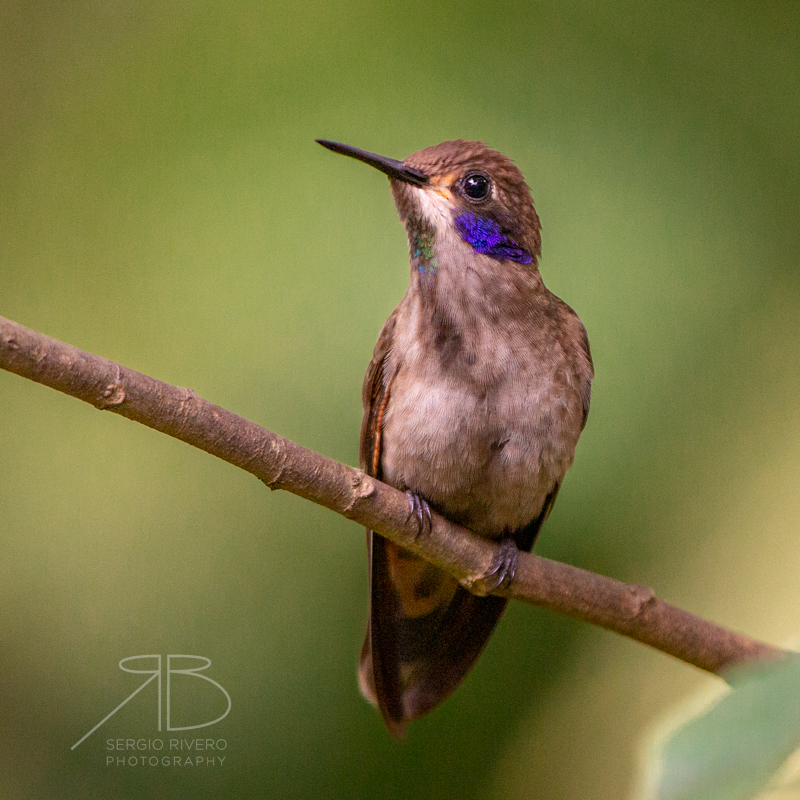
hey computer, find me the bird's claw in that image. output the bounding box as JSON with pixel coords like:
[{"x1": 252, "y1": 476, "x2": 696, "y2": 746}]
[
  {"x1": 405, "y1": 491, "x2": 433, "y2": 539},
  {"x1": 470, "y1": 537, "x2": 519, "y2": 597}
]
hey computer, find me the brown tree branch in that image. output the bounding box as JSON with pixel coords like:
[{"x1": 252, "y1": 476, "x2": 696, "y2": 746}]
[{"x1": 0, "y1": 314, "x2": 785, "y2": 675}]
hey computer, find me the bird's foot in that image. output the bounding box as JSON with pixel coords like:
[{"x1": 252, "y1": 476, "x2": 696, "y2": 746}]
[
  {"x1": 470, "y1": 537, "x2": 519, "y2": 597},
  {"x1": 405, "y1": 490, "x2": 433, "y2": 539}
]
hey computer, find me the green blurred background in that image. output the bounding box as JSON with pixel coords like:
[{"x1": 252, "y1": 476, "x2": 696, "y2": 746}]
[{"x1": 2, "y1": 1, "x2": 799, "y2": 797}]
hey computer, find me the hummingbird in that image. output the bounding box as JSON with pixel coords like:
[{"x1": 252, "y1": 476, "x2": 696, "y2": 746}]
[{"x1": 317, "y1": 138, "x2": 593, "y2": 737}]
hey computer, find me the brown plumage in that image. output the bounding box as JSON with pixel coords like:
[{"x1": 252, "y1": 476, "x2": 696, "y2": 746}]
[{"x1": 318, "y1": 139, "x2": 593, "y2": 736}]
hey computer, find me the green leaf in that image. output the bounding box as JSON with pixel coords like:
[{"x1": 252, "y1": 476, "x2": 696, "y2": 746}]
[{"x1": 640, "y1": 657, "x2": 800, "y2": 800}]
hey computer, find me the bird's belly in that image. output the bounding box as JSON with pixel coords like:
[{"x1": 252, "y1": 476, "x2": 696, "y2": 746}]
[{"x1": 380, "y1": 372, "x2": 579, "y2": 537}]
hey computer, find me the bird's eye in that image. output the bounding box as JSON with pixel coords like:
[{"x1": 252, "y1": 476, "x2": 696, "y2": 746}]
[{"x1": 462, "y1": 173, "x2": 491, "y2": 201}]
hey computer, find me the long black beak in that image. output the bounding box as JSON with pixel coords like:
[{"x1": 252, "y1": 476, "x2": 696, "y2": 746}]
[{"x1": 316, "y1": 140, "x2": 429, "y2": 187}]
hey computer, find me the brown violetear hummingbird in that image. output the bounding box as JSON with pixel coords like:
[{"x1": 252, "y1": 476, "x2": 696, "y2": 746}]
[{"x1": 317, "y1": 139, "x2": 593, "y2": 737}]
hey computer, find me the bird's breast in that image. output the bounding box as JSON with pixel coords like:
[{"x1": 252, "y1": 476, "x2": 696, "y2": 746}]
[{"x1": 380, "y1": 340, "x2": 583, "y2": 537}]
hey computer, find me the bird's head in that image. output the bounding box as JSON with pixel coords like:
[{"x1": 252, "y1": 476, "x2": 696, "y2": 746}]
[{"x1": 317, "y1": 139, "x2": 541, "y2": 266}]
